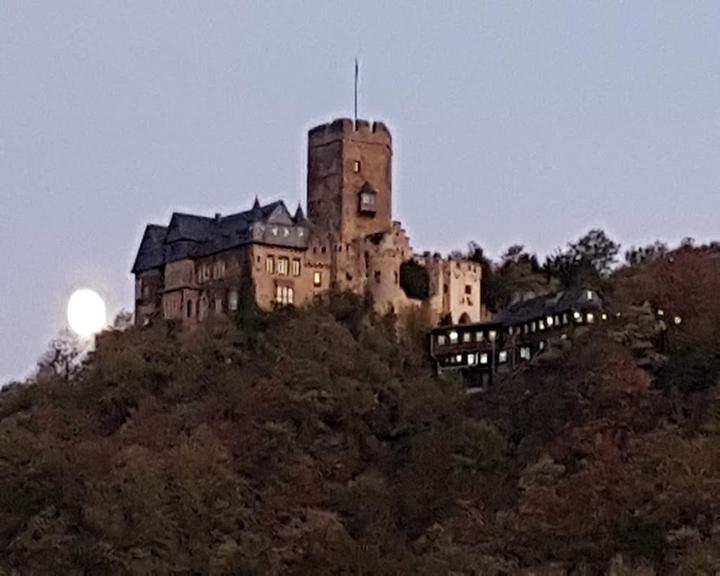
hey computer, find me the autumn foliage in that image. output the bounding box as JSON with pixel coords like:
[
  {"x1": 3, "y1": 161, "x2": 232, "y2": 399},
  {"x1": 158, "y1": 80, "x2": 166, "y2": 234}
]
[{"x1": 1, "y1": 247, "x2": 719, "y2": 575}]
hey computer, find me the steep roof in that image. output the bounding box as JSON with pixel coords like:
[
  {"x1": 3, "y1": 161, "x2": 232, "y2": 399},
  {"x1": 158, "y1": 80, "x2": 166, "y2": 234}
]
[
  {"x1": 493, "y1": 288, "x2": 603, "y2": 326},
  {"x1": 131, "y1": 200, "x2": 309, "y2": 274}
]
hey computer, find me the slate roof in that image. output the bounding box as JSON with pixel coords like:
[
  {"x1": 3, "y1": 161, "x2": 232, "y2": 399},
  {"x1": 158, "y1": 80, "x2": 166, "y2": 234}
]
[
  {"x1": 493, "y1": 288, "x2": 603, "y2": 326},
  {"x1": 132, "y1": 200, "x2": 309, "y2": 274}
]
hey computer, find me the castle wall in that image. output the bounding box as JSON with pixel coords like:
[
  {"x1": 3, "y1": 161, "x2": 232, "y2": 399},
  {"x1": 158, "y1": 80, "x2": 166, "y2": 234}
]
[{"x1": 250, "y1": 244, "x2": 331, "y2": 311}]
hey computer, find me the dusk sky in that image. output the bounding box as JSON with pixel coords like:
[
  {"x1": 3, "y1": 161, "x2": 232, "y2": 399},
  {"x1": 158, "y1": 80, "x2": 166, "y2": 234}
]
[{"x1": 2, "y1": 1, "x2": 719, "y2": 382}]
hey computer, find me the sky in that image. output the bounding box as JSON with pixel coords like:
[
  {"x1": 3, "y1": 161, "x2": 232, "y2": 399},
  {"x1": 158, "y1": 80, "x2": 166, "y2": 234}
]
[{"x1": 1, "y1": 1, "x2": 719, "y2": 382}]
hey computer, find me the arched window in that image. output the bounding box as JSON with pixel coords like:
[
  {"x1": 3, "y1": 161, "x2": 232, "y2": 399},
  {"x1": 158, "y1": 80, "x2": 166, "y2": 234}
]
[{"x1": 458, "y1": 312, "x2": 471, "y2": 325}]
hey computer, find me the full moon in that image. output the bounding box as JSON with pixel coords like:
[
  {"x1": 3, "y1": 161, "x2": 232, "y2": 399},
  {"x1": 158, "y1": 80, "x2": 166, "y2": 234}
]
[{"x1": 67, "y1": 288, "x2": 107, "y2": 339}]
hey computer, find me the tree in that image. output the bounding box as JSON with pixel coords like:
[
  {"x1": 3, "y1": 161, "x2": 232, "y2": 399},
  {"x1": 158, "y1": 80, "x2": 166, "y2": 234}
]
[
  {"x1": 545, "y1": 229, "x2": 620, "y2": 288},
  {"x1": 624, "y1": 241, "x2": 668, "y2": 267},
  {"x1": 35, "y1": 330, "x2": 86, "y2": 382}
]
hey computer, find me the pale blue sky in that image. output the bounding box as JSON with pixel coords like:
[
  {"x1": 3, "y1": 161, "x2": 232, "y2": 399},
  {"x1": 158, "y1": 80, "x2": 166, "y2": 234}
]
[{"x1": 2, "y1": 1, "x2": 719, "y2": 382}]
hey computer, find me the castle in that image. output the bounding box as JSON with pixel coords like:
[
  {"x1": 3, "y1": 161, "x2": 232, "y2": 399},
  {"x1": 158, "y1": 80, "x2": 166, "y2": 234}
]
[{"x1": 131, "y1": 118, "x2": 482, "y2": 327}]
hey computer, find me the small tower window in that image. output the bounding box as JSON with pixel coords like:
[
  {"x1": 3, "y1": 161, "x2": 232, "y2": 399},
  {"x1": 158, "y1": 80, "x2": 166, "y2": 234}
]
[
  {"x1": 358, "y1": 182, "x2": 377, "y2": 214},
  {"x1": 353, "y1": 160, "x2": 361, "y2": 173}
]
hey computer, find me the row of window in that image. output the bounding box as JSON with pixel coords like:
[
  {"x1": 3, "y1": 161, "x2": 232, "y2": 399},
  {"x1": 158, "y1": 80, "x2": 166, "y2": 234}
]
[
  {"x1": 441, "y1": 341, "x2": 550, "y2": 368},
  {"x1": 198, "y1": 261, "x2": 226, "y2": 283},
  {"x1": 265, "y1": 256, "x2": 301, "y2": 277},
  {"x1": 435, "y1": 310, "x2": 602, "y2": 347}
]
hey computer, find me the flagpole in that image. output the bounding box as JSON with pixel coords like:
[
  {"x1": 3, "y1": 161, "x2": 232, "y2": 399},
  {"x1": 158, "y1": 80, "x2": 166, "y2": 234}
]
[{"x1": 354, "y1": 58, "x2": 358, "y2": 124}]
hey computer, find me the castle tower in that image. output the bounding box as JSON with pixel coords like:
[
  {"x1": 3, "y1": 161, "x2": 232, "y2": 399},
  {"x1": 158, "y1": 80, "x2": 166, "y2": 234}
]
[{"x1": 306, "y1": 118, "x2": 392, "y2": 244}]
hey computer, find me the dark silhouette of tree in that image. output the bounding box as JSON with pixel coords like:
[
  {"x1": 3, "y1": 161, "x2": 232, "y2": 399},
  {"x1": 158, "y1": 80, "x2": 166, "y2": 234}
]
[{"x1": 36, "y1": 329, "x2": 86, "y2": 382}]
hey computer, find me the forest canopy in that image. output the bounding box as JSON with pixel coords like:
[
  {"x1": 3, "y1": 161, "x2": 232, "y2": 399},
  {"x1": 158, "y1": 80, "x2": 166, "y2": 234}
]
[{"x1": 1, "y1": 242, "x2": 719, "y2": 575}]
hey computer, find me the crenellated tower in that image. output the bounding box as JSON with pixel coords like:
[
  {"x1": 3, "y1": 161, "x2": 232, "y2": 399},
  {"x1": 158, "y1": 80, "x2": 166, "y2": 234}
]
[{"x1": 306, "y1": 118, "x2": 393, "y2": 244}]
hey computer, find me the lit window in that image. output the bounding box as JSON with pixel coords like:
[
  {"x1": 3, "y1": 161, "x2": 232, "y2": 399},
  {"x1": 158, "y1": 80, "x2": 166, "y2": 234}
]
[
  {"x1": 523, "y1": 324, "x2": 529, "y2": 334},
  {"x1": 455, "y1": 354, "x2": 463, "y2": 363},
  {"x1": 275, "y1": 284, "x2": 294, "y2": 305},
  {"x1": 265, "y1": 256, "x2": 275, "y2": 274},
  {"x1": 546, "y1": 316, "x2": 554, "y2": 327},
  {"x1": 476, "y1": 331, "x2": 484, "y2": 342},
  {"x1": 601, "y1": 313, "x2": 608, "y2": 321},
  {"x1": 520, "y1": 347, "x2": 531, "y2": 361},
  {"x1": 292, "y1": 259, "x2": 301, "y2": 277},
  {"x1": 437, "y1": 334, "x2": 447, "y2": 346},
  {"x1": 479, "y1": 353, "x2": 489, "y2": 365},
  {"x1": 573, "y1": 311, "x2": 582, "y2": 322},
  {"x1": 313, "y1": 271, "x2": 322, "y2": 287},
  {"x1": 673, "y1": 315, "x2": 682, "y2": 325},
  {"x1": 449, "y1": 330, "x2": 459, "y2": 343},
  {"x1": 586, "y1": 290, "x2": 593, "y2": 301},
  {"x1": 539, "y1": 320, "x2": 545, "y2": 331},
  {"x1": 657, "y1": 308, "x2": 665, "y2": 317},
  {"x1": 462, "y1": 332, "x2": 472, "y2": 343},
  {"x1": 229, "y1": 289, "x2": 239, "y2": 312},
  {"x1": 488, "y1": 330, "x2": 497, "y2": 342},
  {"x1": 531, "y1": 322, "x2": 536, "y2": 332},
  {"x1": 498, "y1": 350, "x2": 508, "y2": 364},
  {"x1": 562, "y1": 313, "x2": 569, "y2": 325},
  {"x1": 353, "y1": 160, "x2": 361, "y2": 173},
  {"x1": 277, "y1": 257, "x2": 289, "y2": 275},
  {"x1": 586, "y1": 312, "x2": 595, "y2": 323},
  {"x1": 467, "y1": 353, "x2": 478, "y2": 366},
  {"x1": 538, "y1": 340, "x2": 546, "y2": 351}
]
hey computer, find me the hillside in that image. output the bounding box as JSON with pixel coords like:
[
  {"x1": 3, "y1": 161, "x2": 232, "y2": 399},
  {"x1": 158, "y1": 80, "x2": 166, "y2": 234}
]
[{"x1": 1, "y1": 247, "x2": 720, "y2": 575}]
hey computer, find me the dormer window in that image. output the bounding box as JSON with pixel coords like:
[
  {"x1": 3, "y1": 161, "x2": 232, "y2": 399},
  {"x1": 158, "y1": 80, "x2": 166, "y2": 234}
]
[{"x1": 358, "y1": 182, "x2": 377, "y2": 215}]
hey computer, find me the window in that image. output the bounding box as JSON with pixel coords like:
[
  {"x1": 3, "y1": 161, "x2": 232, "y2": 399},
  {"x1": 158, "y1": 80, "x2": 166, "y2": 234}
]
[
  {"x1": 539, "y1": 320, "x2": 545, "y2": 331},
  {"x1": 313, "y1": 271, "x2": 322, "y2": 288},
  {"x1": 465, "y1": 285, "x2": 472, "y2": 295},
  {"x1": 353, "y1": 160, "x2": 361, "y2": 173},
  {"x1": 374, "y1": 270, "x2": 381, "y2": 284},
  {"x1": 275, "y1": 284, "x2": 294, "y2": 305},
  {"x1": 437, "y1": 334, "x2": 447, "y2": 346},
  {"x1": 586, "y1": 290, "x2": 593, "y2": 301},
  {"x1": 475, "y1": 331, "x2": 484, "y2": 342},
  {"x1": 498, "y1": 350, "x2": 508, "y2": 364},
  {"x1": 292, "y1": 258, "x2": 301, "y2": 277},
  {"x1": 523, "y1": 324, "x2": 529, "y2": 334},
  {"x1": 546, "y1": 316, "x2": 554, "y2": 327},
  {"x1": 562, "y1": 313, "x2": 569, "y2": 325},
  {"x1": 586, "y1": 312, "x2": 595, "y2": 323},
  {"x1": 449, "y1": 330, "x2": 459, "y2": 343},
  {"x1": 462, "y1": 332, "x2": 472, "y2": 343},
  {"x1": 277, "y1": 257, "x2": 289, "y2": 275},
  {"x1": 538, "y1": 340, "x2": 546, "y2": 351},
  {"x1": 186, "y1": 300, "x2": 193, "y2": 318},
  {"x1": 531, "y1": 322, "x2": 536, "y2": 333},
  {"x1": 520, "y1": 347, "x2": 531, "y2": 361},
  {"x1": 489, "y1": 330, "x2": 497, "y2": 342},
  {"x1": 215, "y1": 298, "x2": 223, "y2": 313},
  {"x1": 229, "y1": 289, "x2": 239, "y2": 312},
  {"x1": 265, "y1": 256, "x2": 275, "y2": 274},
  {"x1": 479, "y1": 353, "x2": 489, "y2": 365}
]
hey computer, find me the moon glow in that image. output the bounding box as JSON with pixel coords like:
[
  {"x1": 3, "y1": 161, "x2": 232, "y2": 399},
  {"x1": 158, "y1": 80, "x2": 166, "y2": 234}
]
[{"x1": 67, "y1": 288, "x2": 107, "y2": 338}]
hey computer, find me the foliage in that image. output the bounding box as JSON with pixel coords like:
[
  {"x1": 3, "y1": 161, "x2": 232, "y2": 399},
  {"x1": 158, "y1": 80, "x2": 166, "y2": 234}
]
[
  {"x1": 545, "y1": 228, "x2": 621, "y2": 288},
  {"x1": 1, "y1": 244, "x2": 720, "y2": 574},
  {"x1": 399, "y1": 259, "x2": 431, "y2": 300}
]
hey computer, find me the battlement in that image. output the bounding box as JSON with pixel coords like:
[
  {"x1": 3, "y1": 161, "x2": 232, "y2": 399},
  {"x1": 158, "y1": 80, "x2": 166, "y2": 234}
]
[{"x1": 308, "y1": 117, "x2": 392, "y2": 146}]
